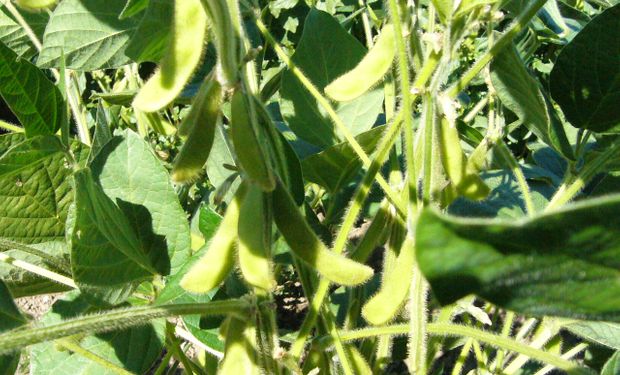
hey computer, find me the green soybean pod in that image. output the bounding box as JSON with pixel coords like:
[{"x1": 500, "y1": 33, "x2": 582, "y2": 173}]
[
  {"x1": 202, "y1": 0, "x2": 239, "y2": 87},
  {"x1": 324, "y1": 26, "x2": 396, "y2": 102},
  {"x1": 230, "y1": 91, "x2": 276, "y2": 192},
  {"x1": 180, "y1": 185, "x2": 246, "y2": 293},
  {"x1": 15, "y1": 0, "x2": 56, "y2": 11},
  {"x1": 237, "y1": 184, "x2": 274, "y2": 290},
  {"x1": 133, "y1": 0, "x2": 207, "y2": 112},
  {"x1": 362, "y1": 235, "x2": 415, "y2": 325},
  {"x1": 272, "y1": 179, "x2": 374, "y2": 286},
  {"x1": 172, "y1": 77, "x2": 222, "y2": 183},
  {"x1": 219, "y1": 317, "x2": 259, "y2": 375}
]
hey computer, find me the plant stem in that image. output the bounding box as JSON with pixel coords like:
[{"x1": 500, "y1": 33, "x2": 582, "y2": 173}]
[
  {"x1": 497, "y1": 140, "x2": 536, "y2": 216},
  {"x1": 0, "y1": 253, "x2": 76, "y2": 288},
  {"x1": 444, "y1": 0, "x2": 551, "y2": 99},
  {"x1": 0, "y1": 300, "x2": 250, "y2": 355},
  {"x1": 0, "y1": 119, "x2": 24, "y2": 133},
  {"x1": 317, "y1": 323, "x2": 591, "y2": 374},
  {"x1": 175, "y1": 326, "x2": 223, "y2": 359},
  {"x1": 533, "y1": 343, "x2": 588, "y2": 375},
  {"x1": 55, "y1": 338, "x2": 135, "y2": 375},
  {"x1": 451, "y1": 338, "x2": 474, "y2": 375},
  {"x1": 255, "y1": 17, "x2": 406, "y2": 216}
]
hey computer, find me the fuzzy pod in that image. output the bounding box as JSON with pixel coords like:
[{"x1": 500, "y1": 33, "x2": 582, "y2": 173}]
[
  {"x1": 346, "y1": 345, "x2": 373, "y2": 374},
  {"x1": 219, "y1": 317, "x2": 259, "y2": 374},
  {"x1": 133, "y1": 0, "x2": 208, "y2": 112},
  {"x1": 324, "y1": 26, "x2": 396, "y2": 102},
  {"x1": 172, "y1": 77, "x2": 222, "y2": 183},
  {"x1": 202, "y1": 0, "x2": 239, "y2": 87},
  {"x1": 15, "y1": 0, "x2": 56, "y2": 11},
  {"x1": 362, "y1": 235, "x2": 415, "y2": 325},
  {"x1": 180, "y1": 185, "x2": 246, "y2": 293},
  {"x1": 272, "y1": 179, "x2": 374, "y2": 286},
  {"x1": 230, "y1": 91, "x2": 276, "y2": 191},
  {"x1": 237, "y1": 184, "x2": 275, "y2": 290}
]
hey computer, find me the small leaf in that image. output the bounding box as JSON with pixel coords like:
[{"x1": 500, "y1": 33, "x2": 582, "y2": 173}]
[
  {"x1": 550, "y1": 4, "x2": 620, "y2": 133},
  {"x1": 601, "y1": 351, "x2": 620, "y2": 375},
  {"x1": 417, "y1": 195, "x2": 620, "y2": 321},
  {"x1": 0, "y1": 42, "x2": 64, "y2": 137},
  {"x1": 0, "y1": 280, "x2": 26, "y2": 375}
]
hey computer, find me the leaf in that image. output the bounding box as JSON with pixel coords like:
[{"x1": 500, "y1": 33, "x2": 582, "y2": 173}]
[
  {"x1": 37, "y1": 0, "x2": 140, "y2": 70},
  {"x1": 119, "y1": 0, "x2": 149, "y2": 19},
  {"x1": 279, "y1": 9, "x2": 384, "y2": 149},
  {"x1": 416, "y1": 195, "x2": 620, "y2": 321},
  {"x1": 550, "y1": 4, "x2": 620, "y2": 133},
  {"x1": 90, "y1": 130, "x2": 190, "y2": 275},
  {"x1": 0, "y1": 280, "x2": 26, "y2": 375},
  {"x1": 301, "y1": 125, "x2": 385, "y2": 191},
  {"x1": 0, "y1": 136, "x2": 64, "y2": 179},
  {"x1": 448, "y1": 169, "x2": 555, "y2": 219},
  {"x1": 490, "y1": 43, "x2": 573, "y2": 159},
  {"x1": 30, "y1": 291, "x2": 164, "y2": 375},
  {"x1": 601, "y1": 351, "x2": 620, "y2": 375},
  {"x1": 125, "y1": 0, "x2": 172, "y2": 62},
  {"x1": 564, "y1": 321, "x2": 620, "y2": 349},
  {"x1": 0, "y1": 134, "x2": 84, "y2": 297},
  {"x1": 72, "y1": 168, "x2": 156, "y2": 305},
  {"x1": 0, "y1": 8, "x2": 48, "y2": 58},
  {"x1": 0, "y1": 42, "x2": 64, "y2": 137}
]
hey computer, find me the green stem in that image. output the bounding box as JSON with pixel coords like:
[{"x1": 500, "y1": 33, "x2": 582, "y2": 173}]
[
  {"x1": 497, "y1": 141, "x2": 536, "y2": 216},
  {"x1": 0, "y1": 300, "x2": 250, "y2": 355},
  {"x1": 56, "y1": 338, "x2": 135, "y2": 375},
  {"x1": 0, "y1": 119, "x2": 24, "y2": 133},
  {"x1": 0, "y1": 253, "x2": 76, "y2": 288},
  {"x1": 255, "y1": 17, "x2": 406, "y2": 216},
  {"x1": 317, "y1": 323, "x2": 590, "y2": 374},
  {"x1": 407, "y1": 266, "x2": 428, "y2": 373},
  {"x1": 444, "y1": 0, "x2": 551, "y2": 99},
  {"x1": 533, "y1": 343, "x2": 588, "y2": 375},
  {"x1": 166, "y1": 322, "x2": 195, "y2": 375},
  {"x1": 451, "y1": 338, "x2": 474, "y2": 375}
]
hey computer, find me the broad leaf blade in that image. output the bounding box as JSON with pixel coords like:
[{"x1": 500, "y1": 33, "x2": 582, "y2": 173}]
[
  {"x1": 564, "y1": 321, "x2": 620, "y2": 349},
  {"x1": 38, "y1": 0, "x2": 140, "y2": 70},
  {"x1": 125, "y1": 0, "x2": 172, "y2": 62},
  {"x1": 417, "y1": 195, "x2": 620, "y2": 321},
  {"x1": 280, "y1": 9, "x2": 384, "y2": 148},
  {"x1": 0, "y1": 42, "x2": 64, "y2": 137},
  {"x1": 0, "y1": 136, "x2": 64, "y2": 179},
  {"x1": 0, "y1": 8, "x2": 48, "y2": 58},
  {"x1": 550, "y1": 4, "x2": 620, "y2": 133},
  {"x1": 490, "y1": 43, "x2": 573, "y2": 158},
  {"x1": 90, "y1": 130, "x2": 190, "y2": 276},
  {"x1": 72, "y1": 168, "x2": 156, "y2": 305}
]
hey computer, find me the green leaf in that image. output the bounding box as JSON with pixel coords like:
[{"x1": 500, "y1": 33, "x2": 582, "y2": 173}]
[
  {"x1": 37, "y1": 0, "x2": 140, "y2": 70},
  {"x1": 30, "y1": 291, "x2": 164, "y2": 375},
  {"x1": 563, "y1": 321, "x2": 620, "y2": 349},
  {"x1": 601, "y1": 351, "x2": 620, "y2": 375},
  {"x1": 125, "y1": 0, "x2": 172, "y2": 62},
  {"x1": 90, "y1": 130, "x2": 190, "y2": 275},
  {"x1": 301, "y1": 125, "x2": 385, "y2": 191},
  {"x1": 0, "y1": 8, "x2": 48, "y2": 58},
  {"x1": 550, "y1": 4, "x2": 620, "y2": 133},
  {"x1": 0, "y1": 134, "x2": 83, "y2": 297},
  {"x1": 119, "y1": 0, "x2": 149, "y2": 19},
  {"x1": 72, "y1": 168, "x2": 156, "y2": 305},
  {"x1": 0, "y1": 42, "x2": 64, "y2": 137},
  {"x1": 0, "y1": 280, "x2": 26, "y2": 375},
  {"x1": 416, "y1": 195, "x2": 620, "y2": 321},
  {"x1": 490, "y1": 43, "x2": 574, "y2": 159},
  {"x1": 0, "y1": 136, "x2": 64, "y2": 179},
  {"x1": 280, "y1": 9, "x2": 384, "y2": 149}
]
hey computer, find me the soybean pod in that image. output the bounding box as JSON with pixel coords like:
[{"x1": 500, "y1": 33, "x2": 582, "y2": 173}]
[
  {"x1": 133, "y1": 0, "x2": 208, "y2": 112},
  {"x1": 180, "y1": 185, "x2": 246, "y2": 293},
  {"x1": 172, "y1": 77, "x2": 222, "y2": 183},
  {"x1": 237, "y1": 184, "x2": 274, "y2": 291},
  {"x1": 324, "y1": 26, "x2": 396, "y2": 102},
  {"x1": 15, "y1": 0, "x2": 56, "y2": 11},
  {"x1": 219, "y1": 317, "x2": 260, "y2": 374},
  {"x1": 202, "y1": 0, "x2": 239, "y2": 87},
  {"x1": 362, "y1": 235, "x2": 415, "y2": 326},
  {"x1": 272, "y1": 179, "x2": 374, "y2": 286},
  {"x1": 230, "y1": 91, "x2": 276, "y2": 191}
]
